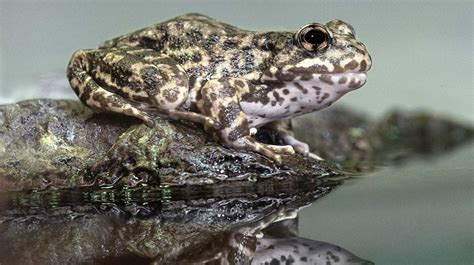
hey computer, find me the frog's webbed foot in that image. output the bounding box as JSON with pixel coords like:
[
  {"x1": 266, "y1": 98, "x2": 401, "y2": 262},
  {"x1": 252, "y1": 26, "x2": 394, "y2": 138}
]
[
  {"x1": 237, "y1": 136, "x2": 294, "y2": 163},
  {"x1": 282, "y1": 134, "x2": 324, "y2": 160},
  {"x1": 264, "y1": 120, "x2": 323, "y2": 160},
  {"x1": 280, "y1": 133, "x2": 309, "y2": 156}
]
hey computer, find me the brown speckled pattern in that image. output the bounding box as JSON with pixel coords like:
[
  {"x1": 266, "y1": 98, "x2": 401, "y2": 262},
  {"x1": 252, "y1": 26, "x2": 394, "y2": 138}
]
[{"x1": 67, "y1": 13, "x2": 372, "y2": 162}]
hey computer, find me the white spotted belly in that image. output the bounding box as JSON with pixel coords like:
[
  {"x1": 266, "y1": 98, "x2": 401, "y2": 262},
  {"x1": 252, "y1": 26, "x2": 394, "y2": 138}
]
[{"x1": 240, "y1": 72, "x2": 367, "y2": 127}]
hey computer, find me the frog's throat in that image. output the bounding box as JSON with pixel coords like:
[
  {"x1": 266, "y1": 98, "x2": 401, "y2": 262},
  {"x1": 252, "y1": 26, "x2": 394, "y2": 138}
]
[{"x1": 241, "y1": 72, "x2": 367, "y2": 128}]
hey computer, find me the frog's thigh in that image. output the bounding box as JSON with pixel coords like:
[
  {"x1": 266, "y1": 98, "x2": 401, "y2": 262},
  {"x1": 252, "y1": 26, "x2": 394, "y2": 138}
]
[
  {"x1": 113, "y1": 50, "x2": 218, "y2": 127},
  {"x1": 138, "y1": 52, "x2": 189, "y2": 110},
  {"x1": 67, "y1": 50, "x2": 154, "y2": 126},
  {"x1": 198, "y1": 79, "x2": 294, "y2": 163}
]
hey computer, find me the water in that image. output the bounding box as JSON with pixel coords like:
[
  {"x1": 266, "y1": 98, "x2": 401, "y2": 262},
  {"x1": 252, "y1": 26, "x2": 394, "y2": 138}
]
[{"x1": 300, "y1": 144, "x2": 474, "y2": 264}]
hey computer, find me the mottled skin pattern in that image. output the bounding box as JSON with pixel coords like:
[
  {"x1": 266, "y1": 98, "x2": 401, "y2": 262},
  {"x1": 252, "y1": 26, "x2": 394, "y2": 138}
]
[
  {"x1": 253, "y1": 237, "x2": 374, "y2": 265},
  {"x1": 67, "y1": 13, "x2": 372, "y2": 163}
]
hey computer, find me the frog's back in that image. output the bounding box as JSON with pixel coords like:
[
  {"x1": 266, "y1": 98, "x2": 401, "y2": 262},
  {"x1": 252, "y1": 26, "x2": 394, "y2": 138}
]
[
  {"x1": 166, "y1": 13, "x2": 244, "y2": 34},
  {"x1": 100, "y1": 13, "x2": 246, "y2": 50}
]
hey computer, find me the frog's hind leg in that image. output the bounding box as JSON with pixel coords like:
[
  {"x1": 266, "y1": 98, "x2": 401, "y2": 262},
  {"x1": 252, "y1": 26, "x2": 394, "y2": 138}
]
[
  {"x1": 67, "y1": 49, "x2": 155, "y2": 126},
  {"x1": 155, "y1": 109, "x2": 220, "y2": 130}
]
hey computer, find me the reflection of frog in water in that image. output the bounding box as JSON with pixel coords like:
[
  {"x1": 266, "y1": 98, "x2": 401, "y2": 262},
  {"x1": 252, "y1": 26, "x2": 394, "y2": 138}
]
[
  {"x1": 67, "y1": 13, "x2": 371, "y2": 163},
  {"x1": 253, "y1": 219, "x2": 374, "y2": 265}
]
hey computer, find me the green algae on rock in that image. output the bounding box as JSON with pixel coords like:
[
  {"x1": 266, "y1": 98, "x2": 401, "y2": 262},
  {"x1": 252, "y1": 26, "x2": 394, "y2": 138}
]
[{"x1": 0, "y1": 99, "x2": 341, "y2": 192}]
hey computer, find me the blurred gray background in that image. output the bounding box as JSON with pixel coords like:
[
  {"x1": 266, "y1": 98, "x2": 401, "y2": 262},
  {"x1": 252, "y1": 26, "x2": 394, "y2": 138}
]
[
  {"x1": 1, "y1": 1, "x2": 473, "y2": 264},
  {"x1": 0, "y1": 0, "x2": 472, "y2": 122}
]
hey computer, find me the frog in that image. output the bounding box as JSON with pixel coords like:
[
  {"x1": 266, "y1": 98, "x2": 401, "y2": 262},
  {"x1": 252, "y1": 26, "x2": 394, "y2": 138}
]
[{"x1": 67, "y1": 13, "x2": 372, "y2": 163}]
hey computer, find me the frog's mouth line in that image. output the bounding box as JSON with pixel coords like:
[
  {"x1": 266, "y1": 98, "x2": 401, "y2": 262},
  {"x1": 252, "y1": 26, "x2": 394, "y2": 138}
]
[{"x1": 315, "y1": 72, "x2": 368, "y2": 91}]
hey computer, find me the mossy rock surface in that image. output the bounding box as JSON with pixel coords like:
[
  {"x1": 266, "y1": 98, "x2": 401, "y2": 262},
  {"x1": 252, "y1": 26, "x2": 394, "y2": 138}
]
[{"x1": 0, "y1": 99, "x2": 340, "y2": 191}]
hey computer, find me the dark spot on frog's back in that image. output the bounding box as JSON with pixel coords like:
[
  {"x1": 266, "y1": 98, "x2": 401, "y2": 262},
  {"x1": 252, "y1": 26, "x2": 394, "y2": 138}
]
[
  {"x1": 223, "y1": 39, "x2": 239, "y2": 50},
  {"x1": 209, "y1": 92, "x2": 218, "y2": 102},
  {"x1": 344, "y1": 60, "x2": 359, "y2": 70},
  {"x1": 288, "y1": 64, "x2": 329, "y2": 77},
  {"x1": 241, "y1": 85, "x2": 272, "y2": 105},
  {"x1": 359, "y1": 59, "x2": 368, "y2": 71},
  {"x1": 332, "y1": 64, "x2": 344, "y2": 73},
  {"x1": 163, "y1": 89, "x2": 178, "y2": 102},
  {"x1": 338, "y1": 76, "x2": 347, "y2": 84},
  {"x1": 192, "y1": 52, "x2": 202, "y2": 62},
  {"x1": 348, "y1": 78, "x2": 361, "y2": 89},
  {"x1": 228, "y1": 122, "x2": 249, "y2": 141},
  {"x1": 140, "y1": 67, "x2": 163, "y2": 93},
  {"x1": 218, "y1": 104, "x2": 240, "y2": 128},
  {"x1": 274, "y1": 71, "x2": 297, "y2": 83},
  {"x1": 186, "y1": 30, "x2": 203, "y2": 42},
  {"x1": 319, "y1": 75, "x2": 333, "y2": 85},
  {"x1": 139, "y1": 36, "x2": 163, "y2": 50},
  {"x1": 173, "y1": 21, "x2": 184, "y2": 30},
  {"x1": 205, "y1": 34, "x2": 220, "y2": 49},
  {"x1": 234, "y1": 79, "x2": 245, "y2": 88}
]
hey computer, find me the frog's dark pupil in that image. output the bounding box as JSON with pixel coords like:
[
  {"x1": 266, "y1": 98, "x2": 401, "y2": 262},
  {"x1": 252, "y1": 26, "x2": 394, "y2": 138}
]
[{"x1": 304, "y1": 29, "x2": 326, "y2": 45}]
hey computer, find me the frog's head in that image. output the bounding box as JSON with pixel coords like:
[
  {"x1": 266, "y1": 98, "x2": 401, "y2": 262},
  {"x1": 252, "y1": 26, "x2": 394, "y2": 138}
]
[{"x1": 260, "y1": 20, "x2": 372, "y2": 109}]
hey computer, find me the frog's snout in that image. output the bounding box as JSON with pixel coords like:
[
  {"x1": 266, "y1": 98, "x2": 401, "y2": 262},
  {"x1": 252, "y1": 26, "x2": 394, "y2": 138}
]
[{"x1": 361, "y1": 44, "x2": 372, "y2": 73}]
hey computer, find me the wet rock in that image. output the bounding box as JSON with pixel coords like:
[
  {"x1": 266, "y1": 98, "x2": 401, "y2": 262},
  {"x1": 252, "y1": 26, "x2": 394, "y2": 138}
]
[
  {"x1": 0, "y1": 99, "x2": 133, "y2": 190},
  {"x1": 0, "y1": 99, "x2": 340, "y2": 192}
]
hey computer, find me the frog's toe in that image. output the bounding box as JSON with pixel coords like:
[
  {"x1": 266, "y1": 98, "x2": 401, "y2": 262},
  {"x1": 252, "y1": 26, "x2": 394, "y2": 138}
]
[
  {"x1": 144, "y1": 120, "x2": 155, "y2": 127},
  {"x1": 265, "y1": 144, "x2": 295, "y2": 155},
  {"x1": 139, "y1": 114, "x2": 155, "y2": 127},
  {"x1": 281, "y1": 135, "x2": 310, "y2": 156},
  {"x1": 272, "y1": 154, "x2": 283, "y2": 164},
  {"x1": 260, "y1": 149, "x2": 282, "y2": 164},
  {"x1": 238, "y1": 138, "x2": 284, "y2": 163},
  {"x1": 308, "y1": 152, "x2": 324, "y2": 161},
  {"x1": 208, "y1": 119, "x2": 222, "y2": 130},
  {"x1": 293, "y1": 142, "x2": 310, "y2": 156}
]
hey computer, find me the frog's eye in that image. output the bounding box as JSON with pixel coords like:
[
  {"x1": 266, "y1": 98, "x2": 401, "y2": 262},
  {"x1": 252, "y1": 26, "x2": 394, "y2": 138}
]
[{"x1": 296, "y1": 24, "x2": 331, "y2": 52}]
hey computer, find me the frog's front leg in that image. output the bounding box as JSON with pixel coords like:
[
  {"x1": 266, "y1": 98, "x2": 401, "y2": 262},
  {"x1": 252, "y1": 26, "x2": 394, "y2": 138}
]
[{"x1": 198, "y1": 79, "x2": 295, "y2": 163}]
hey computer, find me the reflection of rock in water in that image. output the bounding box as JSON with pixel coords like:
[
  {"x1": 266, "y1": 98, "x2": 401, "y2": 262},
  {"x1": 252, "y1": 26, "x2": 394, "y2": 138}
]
[
  {"x1": 0, "y1": 190, "x2": 372, "y2": 264},
  {"x1": 0, "y1": 173, "x2": 341, "y2": 264},
  {"x1": 0, "y1": 201, "x2": 373, "y2": 265}
]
